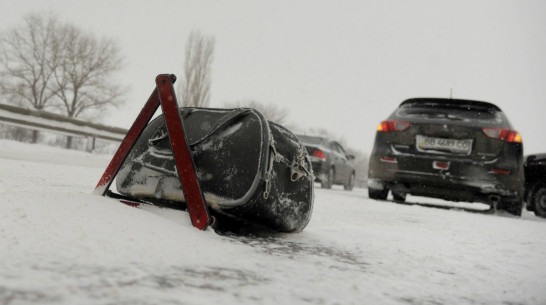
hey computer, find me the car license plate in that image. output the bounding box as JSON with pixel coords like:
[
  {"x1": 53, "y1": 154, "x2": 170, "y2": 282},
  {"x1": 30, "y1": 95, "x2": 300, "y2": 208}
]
[{"x1": 416, "y1": 135, "x2": 473, "y2": 154}]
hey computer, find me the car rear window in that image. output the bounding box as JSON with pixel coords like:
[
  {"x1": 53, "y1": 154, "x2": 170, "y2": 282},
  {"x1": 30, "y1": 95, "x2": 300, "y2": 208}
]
[{"x1": 397, "y1": 103, "x2": 502, "y2": 123}]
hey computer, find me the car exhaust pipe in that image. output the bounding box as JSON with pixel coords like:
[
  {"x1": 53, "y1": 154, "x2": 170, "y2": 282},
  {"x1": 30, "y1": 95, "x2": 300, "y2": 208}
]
[
  {"x1": 488, "y1": 195, "x2": 501, "y2": 212},
  {"x1": 488, "y1": 195, "x2": 500, "y2": 204}
]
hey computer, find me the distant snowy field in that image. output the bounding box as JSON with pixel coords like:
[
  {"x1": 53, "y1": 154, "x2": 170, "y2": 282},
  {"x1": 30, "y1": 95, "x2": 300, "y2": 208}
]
[{"x1": 1, "y1": 139, "x2": 545, "y2": 305}]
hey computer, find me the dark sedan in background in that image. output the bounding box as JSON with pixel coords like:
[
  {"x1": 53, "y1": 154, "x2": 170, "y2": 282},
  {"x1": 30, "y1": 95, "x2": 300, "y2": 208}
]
[
  {"x1": 297, "y1": 135, "x2": 356, "y2": 190},
  {"x1": 524, "y1": 153, "x2": 546, "y2": 218},
  {"x1": 368, "y1": 98, "x2": 524, "y2": 215}
]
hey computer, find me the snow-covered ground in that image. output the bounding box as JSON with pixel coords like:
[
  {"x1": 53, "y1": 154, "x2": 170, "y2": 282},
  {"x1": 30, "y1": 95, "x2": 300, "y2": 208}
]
[{"x1": 1, "y1": 139, "x2": 545, "y2": 305}]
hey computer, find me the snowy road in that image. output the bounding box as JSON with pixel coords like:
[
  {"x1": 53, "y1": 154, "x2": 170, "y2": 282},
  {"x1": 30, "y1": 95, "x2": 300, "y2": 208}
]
[{"x1": 1, "y1": 140, "x2": 545, "y2": 305}]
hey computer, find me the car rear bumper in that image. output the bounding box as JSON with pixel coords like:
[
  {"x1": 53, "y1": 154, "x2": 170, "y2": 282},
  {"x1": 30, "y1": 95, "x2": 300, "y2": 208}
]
[
  {"x1": 310, "y1": 161, "x2": 327, "y2": 183},
  {"x1": 368, "y1": 153, "x2": 523, "y2": 205},
  {"x1": 369, "y1": 174, "x2": 519, "y2": 204}
]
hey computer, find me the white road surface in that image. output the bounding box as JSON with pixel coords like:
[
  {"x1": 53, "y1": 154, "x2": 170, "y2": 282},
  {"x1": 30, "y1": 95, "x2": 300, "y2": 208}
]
[{"x1": 1, "y1": 140, "x2": 545, "y2": 305}]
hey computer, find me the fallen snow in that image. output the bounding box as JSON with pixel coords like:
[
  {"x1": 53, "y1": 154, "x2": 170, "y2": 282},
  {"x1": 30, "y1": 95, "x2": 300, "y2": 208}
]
[{"x1": 1, "y1": 139, "x2": 545, "y2": 305}]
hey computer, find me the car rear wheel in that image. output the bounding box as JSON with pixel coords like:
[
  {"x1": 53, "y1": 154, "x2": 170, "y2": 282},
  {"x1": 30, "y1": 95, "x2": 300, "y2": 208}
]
[
  {"x1": 368, "y1": 187, "x2": 388, "y2": 200},
  {"x1": 321, "y1": 168, "x2": 334, "y2": 189},
  {"x1": 502, "y1": 199, "x2": 523, "y2": 216},
  {"x1": 532, "y1": 184, "x2": 546, "y2": 218},
  {"x1": 392, "y1": 191, "x2": 406, "y2": 203},
  {"x1": 344, "y1": 172, "x2": 355, "y2": 191}
]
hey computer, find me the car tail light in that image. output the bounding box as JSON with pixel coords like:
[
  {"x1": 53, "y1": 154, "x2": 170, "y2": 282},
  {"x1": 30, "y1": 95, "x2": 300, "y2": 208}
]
[
  {"x1": 377, "y1": 121, "x2": 410, "y2": 132},
  {"x1": 380, "y1": 156, "x2": 397, "y2": 163},
  {"x1": 482, "y1": 128, "x2": 522, "y2": 143},
  {"x1": 312, "y1": 149, "x2": 326, "y2": 161}
]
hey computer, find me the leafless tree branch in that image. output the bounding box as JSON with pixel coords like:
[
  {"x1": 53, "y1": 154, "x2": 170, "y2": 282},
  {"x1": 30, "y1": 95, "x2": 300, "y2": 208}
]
[
  {"x1": 0, "y1": 12, "x2": 60, "y2": 111},
  {"x1": 177, "y1": 30, "x2": 215, "y2": 107},
  {"x1": 0, "y1": 12, "x2": 126, "y2": 147},
  {"x1": 225, "y1": 99, "x2": 291, "y2": 127}
]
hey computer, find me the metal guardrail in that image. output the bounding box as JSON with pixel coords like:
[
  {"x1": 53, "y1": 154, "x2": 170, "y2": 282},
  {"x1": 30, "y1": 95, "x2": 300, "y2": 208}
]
[{"x1": 0, "y1": 103, "x2": 128, "y2": 151}]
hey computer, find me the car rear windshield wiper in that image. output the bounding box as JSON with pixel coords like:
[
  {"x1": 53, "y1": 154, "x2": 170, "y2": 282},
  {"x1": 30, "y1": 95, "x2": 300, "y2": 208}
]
[
  {"x1": 422, "y1": 113, "x2": 465, "y2": 120},
  {"x1": 445, "y1": 114, "x2": 465, "y2": 120}
]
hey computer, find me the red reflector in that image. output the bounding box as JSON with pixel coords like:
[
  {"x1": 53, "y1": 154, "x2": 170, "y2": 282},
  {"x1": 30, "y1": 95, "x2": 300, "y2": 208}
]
[
  {"x1": 491, "y1": 168, "x2": 510, "y2": 175},
  {"x1": 120, "y1": 200, "x2": 141, "y2": 207},
  {"x1": 312, "y1": 149, "x2": 326, "y2": 160},
  {"x1": 380, "y1": 157, "x2": 397, "y2": 163},
  {"x1": 433, "y1": 161, "x2": 450, "y2": 170},
  {"x1": 482, "y1": 128, "x2": 522, "y2": 143},
  {"x1": 377, "y1": 120, "x2": 410, "y2": 132}
]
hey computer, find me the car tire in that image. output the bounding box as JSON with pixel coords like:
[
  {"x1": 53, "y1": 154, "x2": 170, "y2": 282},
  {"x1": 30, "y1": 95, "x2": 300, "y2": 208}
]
[
  {"x1": 497, "y1": 195, "x2": 522, "y2": 216},
  {"x1": 392, "y1": 192, "x2": 406, "y2": 203},
  {"x1": 532, "y1": 183, "x2": 546, "y2": 218},
  {"x1": 321, "y1": 168, "x2": 334, "y2": 189},
  {"x1": 368, "y1": 187, "x2": 388, "y2": 200},
  {"x1": 344, "y1": 172, "x2": 355, "y2": 191},
  {"x1": 502, "y1": 199, "x2": 523, "y2": 217}
]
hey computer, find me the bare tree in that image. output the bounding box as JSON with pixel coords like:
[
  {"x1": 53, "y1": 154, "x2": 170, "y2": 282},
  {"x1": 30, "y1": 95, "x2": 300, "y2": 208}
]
[
  {"x1": 51, "y1": 24, "x2": 124, "y2": 148},
  {"x1": 0, "y1": 12, "x2": 60, "y2": 142},
  {"x1": 177, "y1": 30, "x2": 215, "y2": 107},
  {"x1": 225, "y1": 99, "x2": 291, "y2": 127},
  {"x1": 0, "y1": 12, "x2": 125, "y2": 148}
]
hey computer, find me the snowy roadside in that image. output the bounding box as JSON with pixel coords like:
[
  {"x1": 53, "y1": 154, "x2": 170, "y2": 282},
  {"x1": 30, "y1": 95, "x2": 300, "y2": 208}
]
[{"x1": 1, "y1": 140, "x2": 545, "y2": 305}]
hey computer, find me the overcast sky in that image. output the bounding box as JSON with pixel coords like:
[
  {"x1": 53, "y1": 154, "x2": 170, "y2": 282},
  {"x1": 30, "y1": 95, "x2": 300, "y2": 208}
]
[{"x1": 1, "y1": 0, "x2": 545, "y2": 154}]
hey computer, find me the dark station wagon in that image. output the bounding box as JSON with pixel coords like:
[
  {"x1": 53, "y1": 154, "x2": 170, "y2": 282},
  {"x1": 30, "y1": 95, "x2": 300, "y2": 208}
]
[
  {"x1": 297, "y1": 135, "x2": 356, "y2": 190},
  {"x1": 368, "y1": 98, "x2": 524, "y2": 215}
]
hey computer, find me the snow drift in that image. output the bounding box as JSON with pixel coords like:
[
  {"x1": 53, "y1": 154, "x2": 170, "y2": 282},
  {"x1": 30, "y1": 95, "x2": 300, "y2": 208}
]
[{"x1": 1, "y1": 139, "x2": 545, "y2": 305}]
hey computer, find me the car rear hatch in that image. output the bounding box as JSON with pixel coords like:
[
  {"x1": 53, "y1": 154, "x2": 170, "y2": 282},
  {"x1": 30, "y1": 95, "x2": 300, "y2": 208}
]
[{"x1": 380, "y1": 99, "x2": 522, "y2": 178}]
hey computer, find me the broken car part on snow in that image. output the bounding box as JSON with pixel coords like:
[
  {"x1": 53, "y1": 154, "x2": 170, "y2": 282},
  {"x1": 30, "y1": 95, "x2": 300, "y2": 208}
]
[{"x1": 94, "y1": 74, "x2": 314, "y2": 232}]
